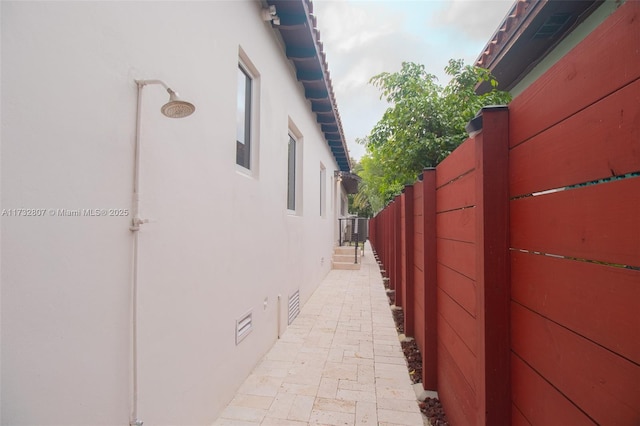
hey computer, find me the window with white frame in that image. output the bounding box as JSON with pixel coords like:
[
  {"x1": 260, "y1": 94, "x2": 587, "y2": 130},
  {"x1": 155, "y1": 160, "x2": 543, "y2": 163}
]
[
  {"x1": 236, "y1": 65, "x2": 252, "y2": 169},
  {"x1": 341, "y1": 194, "x2": 348, "y2": 216},
  {"x1": 287, "y1": 134, "x2": 297, "y2": 211},
  {"x1": 319, "y1": 164, "x2": 326, "y2": 217}
]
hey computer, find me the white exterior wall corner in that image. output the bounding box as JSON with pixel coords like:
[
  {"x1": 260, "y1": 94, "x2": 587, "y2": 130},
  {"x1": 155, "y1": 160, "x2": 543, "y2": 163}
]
[{"x1": 1, "y1": 2, "x2": 340, "y2": 425}]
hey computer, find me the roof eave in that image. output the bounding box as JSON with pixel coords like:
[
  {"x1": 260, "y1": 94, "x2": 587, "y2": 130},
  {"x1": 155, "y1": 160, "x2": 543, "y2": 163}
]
[
  {"x1": 475, "y1": 0, "x2": 603, "y2": 94},
  {"x1": 265, "y1": 0, "x2": 351, "y2": 172}
]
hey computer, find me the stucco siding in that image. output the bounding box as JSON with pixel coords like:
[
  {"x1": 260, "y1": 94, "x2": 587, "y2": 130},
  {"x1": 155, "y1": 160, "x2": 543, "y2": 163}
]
[{"x1": 1, "y1": 1, "x2": 342, "y2": 424}]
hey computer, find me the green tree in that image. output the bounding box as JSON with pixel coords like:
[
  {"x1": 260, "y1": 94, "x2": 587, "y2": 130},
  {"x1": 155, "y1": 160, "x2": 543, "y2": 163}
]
[
  {"x1": 348, "y1": 149, "x2": 390, "y2": 216},
  {"x1": 360, "y1": 59, "x2": 511, "y2": 208}
]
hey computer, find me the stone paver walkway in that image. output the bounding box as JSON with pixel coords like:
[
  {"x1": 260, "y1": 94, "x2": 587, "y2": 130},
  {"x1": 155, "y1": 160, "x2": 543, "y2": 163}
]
[{"x1": 212, "y1": 242, "x2": 425, "y2": 426}]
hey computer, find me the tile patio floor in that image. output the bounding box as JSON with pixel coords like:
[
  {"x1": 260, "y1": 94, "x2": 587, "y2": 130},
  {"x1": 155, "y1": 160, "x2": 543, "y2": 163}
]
[{"x1": 212, "y1": 242, "x2": 426, "y2": 426}]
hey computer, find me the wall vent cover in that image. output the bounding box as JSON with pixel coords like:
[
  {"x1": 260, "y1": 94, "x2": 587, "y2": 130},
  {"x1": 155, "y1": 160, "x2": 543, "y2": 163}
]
[
  {"x1": 288, "y1": 290, "x2": 300, "y2": 325},
  {"x1": 235, "y1": 310, "x2": 252, "y2": 345},
  {"x1": 532, "y1": 13, "x2": 572, "y2": 39}
]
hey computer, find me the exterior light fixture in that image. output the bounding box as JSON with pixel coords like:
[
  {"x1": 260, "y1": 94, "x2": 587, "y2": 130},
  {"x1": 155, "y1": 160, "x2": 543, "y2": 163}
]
[
  {"x1": 262, "y1": 5, "x2": 280, "y2": 25},
  {"x1": 465, "y1": 105, "x2": 508, "y2": 137},
  {"x1": 465, "y1": 110, "x2": 483, "y2": 138}
]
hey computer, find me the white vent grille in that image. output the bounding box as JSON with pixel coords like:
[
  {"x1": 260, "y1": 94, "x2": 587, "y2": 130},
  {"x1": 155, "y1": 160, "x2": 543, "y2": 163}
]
[
  {"x1": 288, "y1": 290, "x2": 300, "y2": 325},
  {"x1": 235, "y1": 311, "x2": 252, "y2": 345}
]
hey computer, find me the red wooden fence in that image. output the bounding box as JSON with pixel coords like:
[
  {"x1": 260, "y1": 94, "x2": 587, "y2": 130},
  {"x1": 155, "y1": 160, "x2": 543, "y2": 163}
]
[{"x1": 369, "y1": 2, "x2": 640, "y2": 424}]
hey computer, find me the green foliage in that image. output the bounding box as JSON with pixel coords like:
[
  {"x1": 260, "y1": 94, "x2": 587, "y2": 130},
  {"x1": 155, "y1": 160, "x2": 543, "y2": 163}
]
[
  {"x1": 347, "y1": 156, "x2": 374, "y2": 218},
  {"x1": 349, "y1": 149, "x2": 399, "y2": 215},
  {"x1": 358, "y1": 59, "x2": 511, "y2": 210}
]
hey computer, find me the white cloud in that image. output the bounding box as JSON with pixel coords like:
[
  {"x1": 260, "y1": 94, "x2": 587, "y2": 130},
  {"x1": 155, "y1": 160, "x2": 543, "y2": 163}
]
[
  {"x1": 314, "y1": 1, "x2": 402, "y2": 51},
  {"x1": 431, "y1": 0, "x2": 513, "y2": 40},
  {"x1": 312, "y1": 0, "x2": 515, "y2": 161}
]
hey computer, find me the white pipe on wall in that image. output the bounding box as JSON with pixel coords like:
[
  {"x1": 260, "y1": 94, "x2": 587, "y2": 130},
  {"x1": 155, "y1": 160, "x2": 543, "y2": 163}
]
[
  {"x1": 128, "y1": 79, "x2": 193, "y2": 426},
  {"x1": 129, "y1": 81, "x2": 145, "y2": 426}
]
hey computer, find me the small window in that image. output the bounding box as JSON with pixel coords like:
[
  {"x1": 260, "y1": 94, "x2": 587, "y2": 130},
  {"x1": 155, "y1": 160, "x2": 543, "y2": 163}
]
[
  {"x1": 236, "y1": 65, "x2": 252, "y2": 169},
  {"x1": 287, "y1": 135, "x2": 297, "y2": 211},
  {"x1": 320, "y1": 164, "x2": 326, "y2": 217}
]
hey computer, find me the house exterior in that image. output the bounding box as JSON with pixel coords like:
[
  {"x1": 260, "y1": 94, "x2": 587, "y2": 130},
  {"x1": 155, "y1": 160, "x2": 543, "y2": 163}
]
[{"x1": 1, "y1": 1, "x2": 352, "y2": 424}]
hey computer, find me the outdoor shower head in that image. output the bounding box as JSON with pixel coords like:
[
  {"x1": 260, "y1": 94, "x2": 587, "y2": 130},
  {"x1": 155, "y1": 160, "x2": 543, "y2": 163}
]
[
  {"x1": 161, "y1": 88, "x2": 195, "y2": 118},
  {"x1": 135, "y1": 79, "x2": 195, "y2": 118}
]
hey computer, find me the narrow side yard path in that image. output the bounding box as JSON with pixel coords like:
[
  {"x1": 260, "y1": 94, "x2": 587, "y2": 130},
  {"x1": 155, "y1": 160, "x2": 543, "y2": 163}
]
[{"x1": 213, "y1": 242, "x2": 425, "y2": 426}]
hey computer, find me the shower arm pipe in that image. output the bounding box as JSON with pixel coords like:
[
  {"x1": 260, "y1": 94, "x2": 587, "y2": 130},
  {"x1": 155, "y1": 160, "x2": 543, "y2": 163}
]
[
  {"x1": 132, "y1": 81, "x2": 158, "y2": 228},
  {"x1": 135, "y1": 79, "x2": 181, "y2": 102},
  {"x1": 136, "y1": 79, "x2": 168, "y2": 90},
  {"x1": 129, "y1": 80, "x2": 161, "y2": 426},
  {"x1": 132, "y1": 79, "x2": 169, "y2": 222},
  {"x1": 129, "y1": 80, "x2": 146, "y2": 426}
]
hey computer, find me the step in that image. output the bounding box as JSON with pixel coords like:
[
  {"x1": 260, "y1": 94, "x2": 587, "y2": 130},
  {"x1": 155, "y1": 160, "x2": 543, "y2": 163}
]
[
  {"x1": 333, "y1": 254, "x2": 357, "y2": 263},
  {"x1": 334, "y1": 246, "x2": 361, "y2": 255},
  {"x1": 332, "y1": 261, "x2": 361, "y2": 270}
]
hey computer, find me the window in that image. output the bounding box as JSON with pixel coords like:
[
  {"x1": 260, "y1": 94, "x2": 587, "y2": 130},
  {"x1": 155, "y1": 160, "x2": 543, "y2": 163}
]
[
  {"x1": 287, "y1": 135, "x2": 296, "y2": 211},
  {"x1": 319, "y1": 164, "x2": 326, "y2": 217},
  {"x1": 236, "y1": 65, "x2": 252, "y2": 169}
]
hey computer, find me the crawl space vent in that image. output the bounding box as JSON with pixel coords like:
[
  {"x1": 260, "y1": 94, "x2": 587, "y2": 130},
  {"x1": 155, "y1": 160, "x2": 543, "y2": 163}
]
[
  {"x1": 235, "y1": 311, "x2": 252, "y2": 345},
  {"x1": 288, "y1": 290, "x2": 300, "y2": 325}
]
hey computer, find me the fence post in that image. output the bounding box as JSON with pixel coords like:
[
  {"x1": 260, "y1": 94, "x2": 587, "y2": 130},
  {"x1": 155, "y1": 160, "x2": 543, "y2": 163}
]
[
  {"x1": 421, "y1": 168, "x2": 437, "y2": 389},
  {"x1": 475, "y1": 106, "x2": 510, "y2": 425},
  {"x1": 383, "y1": 208, "x2": 389, "y2": 278},
  {"x1": 393, "y1": 197, "x2": 402, "y2": 303},
  {"x1": 403, "y1": 185, "x2": 415, "y2": 336}
]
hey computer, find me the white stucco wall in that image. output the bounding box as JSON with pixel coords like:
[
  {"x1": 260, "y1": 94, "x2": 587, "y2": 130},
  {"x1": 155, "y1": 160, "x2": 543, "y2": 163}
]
[{"x1": 1, "y1": 1, "x2": 343, "y2": 424}]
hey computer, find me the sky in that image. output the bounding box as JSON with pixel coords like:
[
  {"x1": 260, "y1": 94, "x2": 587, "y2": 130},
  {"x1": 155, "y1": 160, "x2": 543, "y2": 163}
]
[{"x1": 310, "y1": 0, "x2": 516, "y2": 161}]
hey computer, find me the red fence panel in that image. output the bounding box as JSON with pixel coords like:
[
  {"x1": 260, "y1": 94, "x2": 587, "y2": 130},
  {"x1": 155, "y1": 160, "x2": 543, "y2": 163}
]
[
  {"x1": 509, "y1": 0, "x2": 640, "y2": 147},
  {"x1": 511, "y1": 177, "x2": 640, "y2": 266},
  {"x1": 511, "y1": 251, "x2": 640, "y2": 363},
  {"x1": 368, "y1": 5, "x2": 640, "y2": 424},
  {"x1": 507, "y1": 2, "x2": 640, "y2": 424},
  {"x1": 509, "y1": 79, "x2": 640, "y2": 198}
]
